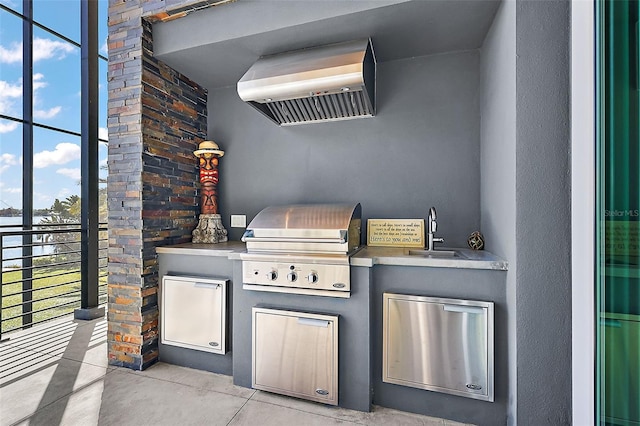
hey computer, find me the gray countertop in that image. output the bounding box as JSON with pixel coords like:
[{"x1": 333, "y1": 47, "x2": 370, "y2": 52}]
[
  {"x1": 156, "y1": 241, "x2": 246, "y2": 257},
  {"x1": 156, "y1": 242, "x2": 508, "y2": 271},
  {"x1": 350, "y1": 246, "x2": 508, "y2": 271}
]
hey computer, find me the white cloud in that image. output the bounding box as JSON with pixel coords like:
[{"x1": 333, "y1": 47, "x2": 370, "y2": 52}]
[
  {"x1": 100, "y1": 38, "x2": 108, "y2": 56},
  {"x1": 0, "y1": 120, "x2": 19, "y2": 133},
  {"x1": 0, "y1": 37, "x2": 75, "y2": 64},
  {"x1": 56, "y1": 168, "x2": 81, "y2": 180},
  {"x1": 0, "y1": 41, "x2": 22, "y2": 64},
  {"x1": 57, "y1": 188, "x2": 72, "y2": 198},
  {"x1": 0, "y1": 79, "x2": 22, "y2": 98},
  {"x1": 0, "y1": 153, "x2": 18, "y2": 174},
  {"x1": 34, "y1": 143, "x2": 81, "y2": 169},
  {"x1": 32, "y1": 74, "x2": 62, "y2": 120},
  {"x1": 34, "y1": 187, "x2": 72, "y2": 207},
  {"x1": 99, "y1": 127, "x2": 108, "y2": 141},
  {"x1": 0, "y1": 41, "x2": 71, "y2": 137},
  {"x1": 1, "y1": 74, "x2": 63, "y2": 124},
  {"x1": 33, "y1": 106, "x2": 62, "y2": 119},
  {"x1": 4, "y1": 187, "x2": 22, "y2": 194},
  {"x1": 32, "y1": 73, "x2": 47, "y2": 90},
  {"x1": 0, "y1": 79, "x2": 22, "y2": 123},
  {"x1": 33, "y1": 192, "x2": 53, "y2": 207},
  {"x1": 1, "y1": 153, "x2": 18, "y2": 166},
  {"x1": 0, "y1": 0, "x2": 19, "y2": 9},
  {"x1": 33, "y1": 38, "x2": 76, "y2": 62},
  {"x1": 34, "y1": 191, "x2": 49, "y2": 198}
]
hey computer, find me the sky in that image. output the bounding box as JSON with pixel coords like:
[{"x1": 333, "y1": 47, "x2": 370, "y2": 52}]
[{"x1": 0, "y1": 0, "x2": 108, "y2": 210}]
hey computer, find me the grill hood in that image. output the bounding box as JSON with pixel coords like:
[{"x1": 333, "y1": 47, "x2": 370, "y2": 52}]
[
  {"x1": 237, "y1": 39, "x2": 376, "y2": 126},
  {"x1": 241, "y1": 203, "x2": 362, "y2": 254}
]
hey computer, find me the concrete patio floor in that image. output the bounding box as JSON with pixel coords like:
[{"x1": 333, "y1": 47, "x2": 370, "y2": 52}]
[{"x1": 0, "y1": 316, "x2": 471, "y2": 426}]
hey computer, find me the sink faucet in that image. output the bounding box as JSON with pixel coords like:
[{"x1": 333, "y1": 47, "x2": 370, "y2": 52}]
[{"x1": 427, "y1": 207, "x2": 444, "y2": 251}]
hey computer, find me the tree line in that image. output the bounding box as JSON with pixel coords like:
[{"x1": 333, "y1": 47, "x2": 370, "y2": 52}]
[{"x1": 0, "y1": 208, "x2": 51, "y2": 217}]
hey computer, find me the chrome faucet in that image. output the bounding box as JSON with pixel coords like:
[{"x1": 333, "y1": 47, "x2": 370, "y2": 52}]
[{"x1": 427, "y1": 207, "x2": 444, "y2": 251}]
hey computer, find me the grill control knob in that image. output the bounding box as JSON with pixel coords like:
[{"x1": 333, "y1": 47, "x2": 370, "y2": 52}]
[
  {"x1": 307, "y1": 272, "x2": 318, "y2": 284},
  {"x1": 266, "y1": 270, "x2": 278, "y2": 281},
  {"x1": 287, "y1": 271, "x2": 297, "y2": 282}
]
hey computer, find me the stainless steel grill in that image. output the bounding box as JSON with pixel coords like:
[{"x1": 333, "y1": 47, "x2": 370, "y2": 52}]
[{"x1": 241, "y1": 203, "x2": 362, "y2": 298}]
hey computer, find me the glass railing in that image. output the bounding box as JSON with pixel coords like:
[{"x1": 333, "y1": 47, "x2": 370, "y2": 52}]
[{"x1": 0, "y1": 224, "x2": 107, "y2": 339}]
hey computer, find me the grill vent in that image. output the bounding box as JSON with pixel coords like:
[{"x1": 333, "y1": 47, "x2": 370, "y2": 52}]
[{"x1": 265, "y1": 91, "x2": 372, "y2": 126}]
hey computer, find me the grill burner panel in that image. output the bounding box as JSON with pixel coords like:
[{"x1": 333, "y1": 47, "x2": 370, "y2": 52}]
[{"x1": 243, "y1": 260, "x2": 350, "y2": 295}]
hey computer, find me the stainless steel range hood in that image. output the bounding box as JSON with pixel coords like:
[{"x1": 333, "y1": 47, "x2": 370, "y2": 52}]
[{"x1": 237, "y1": 39, "x2": 376, "y2": 126}]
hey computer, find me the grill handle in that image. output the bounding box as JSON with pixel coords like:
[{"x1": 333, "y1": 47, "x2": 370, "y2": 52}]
[{"x1": 242, "y1": 236, "x2": 347, "y2": 244}]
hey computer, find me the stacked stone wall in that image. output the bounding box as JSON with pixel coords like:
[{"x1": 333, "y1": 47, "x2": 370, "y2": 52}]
[{"x1": 107, "y1": 0, "x2": 206, "y2": 370}]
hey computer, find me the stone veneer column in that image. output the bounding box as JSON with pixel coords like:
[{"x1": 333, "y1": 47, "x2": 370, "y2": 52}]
[{"x1": 107, "y1": 0, "x2": 208, "y2": 370}]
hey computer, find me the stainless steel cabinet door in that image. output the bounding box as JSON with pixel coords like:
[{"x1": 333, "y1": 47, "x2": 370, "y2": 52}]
[
  {"x1": 161, "y1": 275, "x2": 228, "y2": 354},
  {"x1": 383, "y1": 293, "x2": 494, "y2": 401},
  {"x1": 252, "y1": 308, "x2": 338, "y2": 405}
]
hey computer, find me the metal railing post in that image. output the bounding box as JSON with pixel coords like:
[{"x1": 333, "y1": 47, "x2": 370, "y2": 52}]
[
  {"x1": 79, "y1": 0, "x2": 100, "y2": 315},
  {"x1": 21, "y1": 0, "x2": 33, "y2": 331}
]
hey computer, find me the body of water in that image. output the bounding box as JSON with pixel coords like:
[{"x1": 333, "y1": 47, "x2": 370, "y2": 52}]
[{"x1": 1, "y1": 216, "x2": 55, "y2": 268}]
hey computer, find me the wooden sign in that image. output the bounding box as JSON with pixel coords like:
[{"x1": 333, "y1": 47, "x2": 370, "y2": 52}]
[{"x1": 367, "y1": 219, "x2": 425, "y2": 248}]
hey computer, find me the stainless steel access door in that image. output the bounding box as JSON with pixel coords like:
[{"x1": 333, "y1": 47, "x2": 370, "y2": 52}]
[
  {"x1": 383, "y1": 293, "x2": 494, "y2": 402},
  {"x1": 252, "y1": 307, "x2": 338, "y2": 405},
  {"x1": 161, "y1": 275, "x2": 228, "y2": 355}
]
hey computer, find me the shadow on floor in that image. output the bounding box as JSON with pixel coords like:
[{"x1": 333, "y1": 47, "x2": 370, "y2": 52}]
[{"x1": 0, "y1": 316, "x2": 468, "y2": 426}]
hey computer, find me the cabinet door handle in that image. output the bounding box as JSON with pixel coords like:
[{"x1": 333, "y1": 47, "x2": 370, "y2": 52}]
[
  {"x1": 297, "y1": 318, "x2": 330, "y2": 328},
  {"x1": 194, "y1": 282, "x2": 221, "y2": 289},
  {"x1": 443, "y1": 304, "x2": 485, "y2": 315}
]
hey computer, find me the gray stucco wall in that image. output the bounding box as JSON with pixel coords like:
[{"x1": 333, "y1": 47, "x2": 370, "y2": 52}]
[
  {"x1": 479, "y1": 1, "x2": 517, "y2": 423},
  {"x1": 515, "y1": 1, "x2": 571, "y2": 424},
  {"x1": 208, "y1": 51, "x2": 481, "y2": 246},
  {"x1": 480, "y1": 2, "x2": 572, "y2": 424}
]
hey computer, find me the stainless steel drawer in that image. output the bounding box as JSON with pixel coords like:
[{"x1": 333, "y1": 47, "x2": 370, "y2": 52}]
[
  {"x1": 252, "y1": 307, "x2": 338, "y2": 405},
  {"x1": 161, "y1": 275, "x2": 228, "y2": 355},
  {"x1": 383, "y1": 293, "x2": 494, "y2": 401}
]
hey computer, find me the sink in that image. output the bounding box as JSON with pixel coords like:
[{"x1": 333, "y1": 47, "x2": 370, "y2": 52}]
[{"x1": 408, "y1": 249, "x2": 464, "y2": 258}]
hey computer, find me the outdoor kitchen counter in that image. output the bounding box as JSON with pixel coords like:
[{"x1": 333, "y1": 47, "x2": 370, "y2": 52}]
[
  {"x1": 156, "y1": 242, "x2": 508, "y2": 271},
  {"x1": 350, "y1": 246, "x2": 508, "y2": 271},
  {"x1": 156, "y1": 241, "x2": 508, "y2": 420}
]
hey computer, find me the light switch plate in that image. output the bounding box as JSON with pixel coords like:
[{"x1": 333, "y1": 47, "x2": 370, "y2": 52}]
[{"x1": 231, "y1": 214, "x2": 246, "y2": 228}]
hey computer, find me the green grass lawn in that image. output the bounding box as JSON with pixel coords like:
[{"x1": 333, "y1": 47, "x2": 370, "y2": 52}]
[{"x1": 1, "y1": 265, "x2": 107, "y2": 335}]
